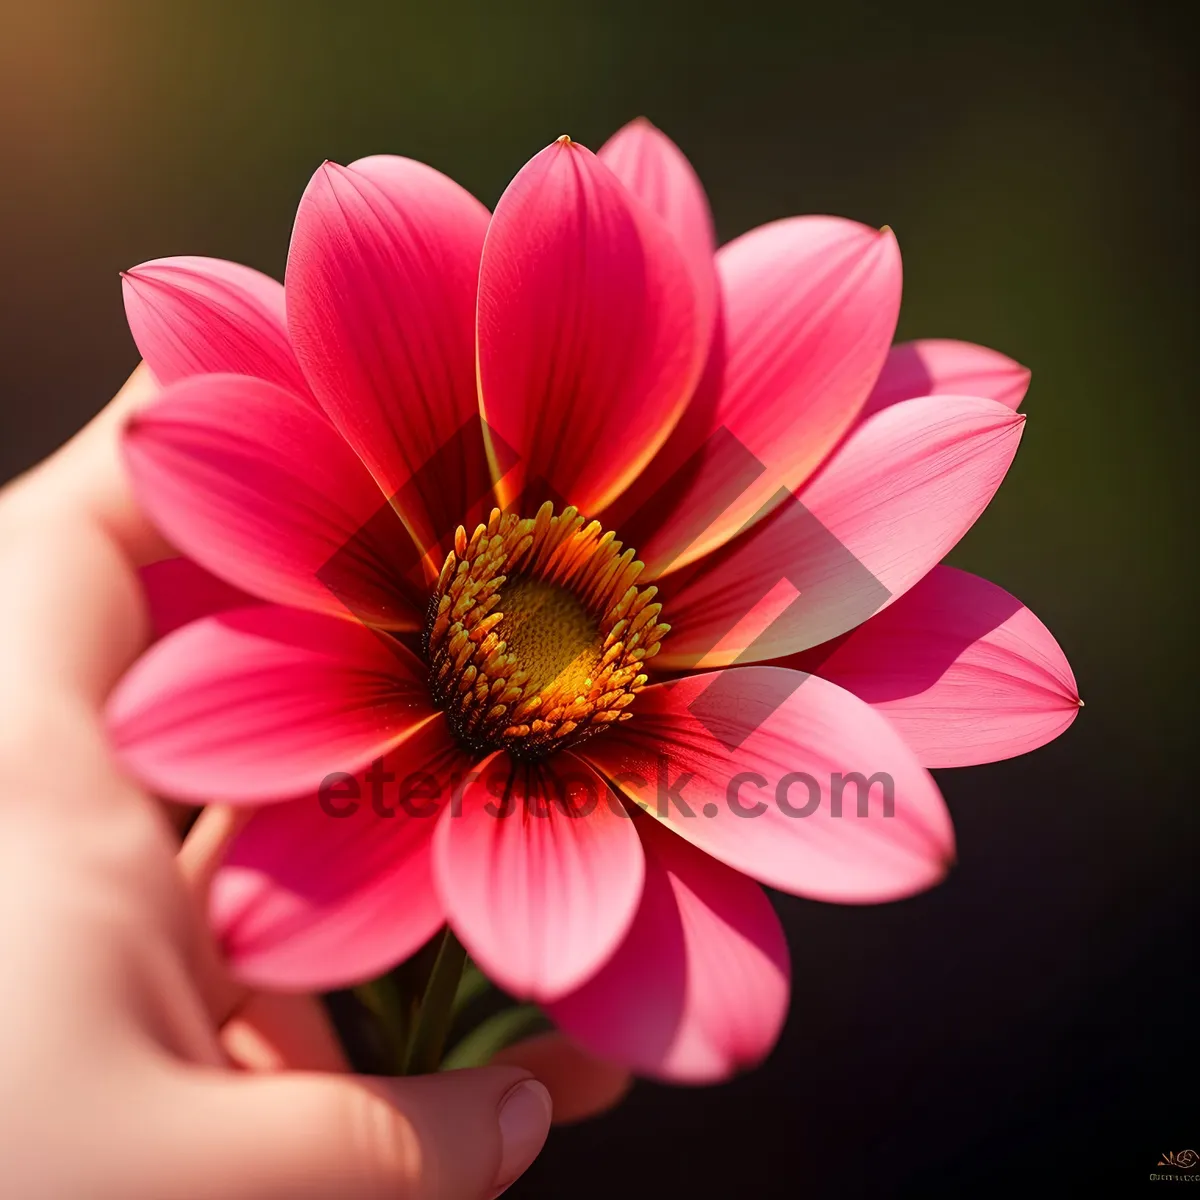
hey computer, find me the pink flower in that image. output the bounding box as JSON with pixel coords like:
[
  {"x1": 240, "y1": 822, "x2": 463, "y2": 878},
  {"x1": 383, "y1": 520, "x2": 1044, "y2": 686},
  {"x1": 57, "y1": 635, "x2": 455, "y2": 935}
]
[{"x1": 108, "y1": 120, "x2": 1080, "y2": 1084}]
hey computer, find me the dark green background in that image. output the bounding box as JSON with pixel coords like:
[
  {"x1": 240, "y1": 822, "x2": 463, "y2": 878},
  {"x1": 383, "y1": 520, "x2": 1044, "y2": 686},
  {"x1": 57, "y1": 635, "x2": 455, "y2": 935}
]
[{"x1": 2, "y1": 2, "x2": 1194, "y2": 1195}]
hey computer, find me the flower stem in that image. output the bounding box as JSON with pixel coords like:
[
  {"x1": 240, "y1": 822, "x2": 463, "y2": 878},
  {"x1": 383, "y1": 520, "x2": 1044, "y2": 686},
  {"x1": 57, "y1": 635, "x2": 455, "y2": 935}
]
[
  {"x1": 401, "y1": 926, "x2": 468, "y2": 1075},
  {"x1": 440, "y1": 1005, "x2": 551, "y2": 1071}
]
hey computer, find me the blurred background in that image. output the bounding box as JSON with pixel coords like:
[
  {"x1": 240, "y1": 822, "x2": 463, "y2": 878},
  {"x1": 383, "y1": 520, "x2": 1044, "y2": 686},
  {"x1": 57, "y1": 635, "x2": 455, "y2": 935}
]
[{"x1": 1, "y1": 1, "x2": 1194, "y2": 1194}]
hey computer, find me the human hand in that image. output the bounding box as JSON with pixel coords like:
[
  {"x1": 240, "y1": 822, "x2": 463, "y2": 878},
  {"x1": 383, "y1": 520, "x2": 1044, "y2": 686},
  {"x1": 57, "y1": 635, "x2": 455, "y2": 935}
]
[{"x1": 0, "y1": 367, "x2": 628, "y2": 1199}]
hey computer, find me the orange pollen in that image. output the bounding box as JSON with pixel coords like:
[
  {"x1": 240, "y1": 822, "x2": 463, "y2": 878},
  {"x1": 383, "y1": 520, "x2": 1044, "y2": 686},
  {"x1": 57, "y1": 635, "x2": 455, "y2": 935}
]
[{"x1": 422, "y1": 502, "x2": 669, "y2": 758}]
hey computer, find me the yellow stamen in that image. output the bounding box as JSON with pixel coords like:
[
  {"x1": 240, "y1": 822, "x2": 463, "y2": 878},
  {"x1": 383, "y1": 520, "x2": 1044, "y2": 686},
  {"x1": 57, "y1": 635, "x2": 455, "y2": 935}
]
[{"x1": 423, "y1": 502, "x2": 669, "y2": 757}]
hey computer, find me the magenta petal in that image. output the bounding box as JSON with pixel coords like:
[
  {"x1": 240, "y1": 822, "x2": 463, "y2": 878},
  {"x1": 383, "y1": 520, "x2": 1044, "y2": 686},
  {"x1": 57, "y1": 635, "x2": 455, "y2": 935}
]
[
  {"x1": 124, "y1": 373, "x2": 424, "y2": 627},
  {"x1": 107, "y1": 606, "x2": 437, "y2": 805},
  {"x1": 433, "y1": 751, "x2": 646, "y2": 1003},
  {"x1": 210, "y1": 720, "x2": 466, "y2": 990},
  {"x1": 477, "y1": 137, "x2": 703, "y2": 515},
  {"x1": 139, "y1": 557, "x2": 262, "y2": 640},
  {"x1": 861, "y1": 338, "x2": 1031, "y2": 422},
  {"x1": 548, "y1": 814, "x2": 789, "y2": 1083},
  {"x1": 286, "y1": 157, "x2": 491, "y2": 560},
  {"x1": 599, "y1": 118, "x2": 718, "y2": 354},
  {"x1": 122, "y1": 256, "x2": 315, "y2": 403},
  {"x1": 795, "y1": 566, "x2": 1081, "y2": 767},
  {"x1": 580, "y1": 668, "x2": 954, "y2": 904},
  {"x1": 635, "y1": 218, "x2": 902, "y2": 575},
  {"x1": 657, "y1": 394, "x2": 1026, "y2": 668}
]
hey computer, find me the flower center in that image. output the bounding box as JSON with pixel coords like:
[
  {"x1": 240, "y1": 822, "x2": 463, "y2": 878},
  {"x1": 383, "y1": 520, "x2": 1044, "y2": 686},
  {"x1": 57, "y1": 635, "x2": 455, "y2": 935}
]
[{"x1": 423, "y1": 502, "x2": 669, "y2": 758}]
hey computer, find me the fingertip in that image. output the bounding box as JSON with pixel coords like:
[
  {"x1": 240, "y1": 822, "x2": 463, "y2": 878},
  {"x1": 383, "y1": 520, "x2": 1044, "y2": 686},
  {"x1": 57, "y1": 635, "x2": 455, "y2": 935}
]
[
  {"x1": 365, "y1": 1064, "x2": 551, "y2": 1197},
  {"x1": 492, "y1": 1078, "x2": 553, "y2": 1195}
]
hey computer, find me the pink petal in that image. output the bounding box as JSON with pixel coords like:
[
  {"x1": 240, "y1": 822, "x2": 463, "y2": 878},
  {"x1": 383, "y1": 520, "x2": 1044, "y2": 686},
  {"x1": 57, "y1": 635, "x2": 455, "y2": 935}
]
[
  {"x1": 860, "y1": 338, "x2": 1031, "y2": 422},
  {"x1": 580, "y1": 667, "x2": 954, "y2": 904},
  {"x1": 791, "y1": 566, "x2": 1081, "y2": 767},
  {"x1": 631, "y1": 218, "x2": 902, "y2": 576},
  {"x1": 433, "y1": 750, "x2": 646, "y2": 1003},
  {"x1": 211, "y1": 719, "x2": 466, "y2": 990},
  {"x1": 122, "y1": 256, "x2": 315, "y2": 403},
  {"x1": 599, "y1": 118, "x2": 718, "y2": 353},
  {"x1": 548, "y1": 813, "x2": 789, "y2": 1083},
  {"x1": 286, "y1": 157, "x2": 492, "y2": 565},
  {"x1": 124, "y1": 373, "x2": 424, "y2": 628},
  {"x1": 139, "y1": 557, "x2": 262, "y2": 640},
  {"x1": 107, "y1": 605, "x2": 437, "y2": 805},
  {"x1": 476, "y1": 137, "x2": 703, "y2": 515},
  {"x1": 656, "y1": 395, "x2": 1026, "y2": 668}
]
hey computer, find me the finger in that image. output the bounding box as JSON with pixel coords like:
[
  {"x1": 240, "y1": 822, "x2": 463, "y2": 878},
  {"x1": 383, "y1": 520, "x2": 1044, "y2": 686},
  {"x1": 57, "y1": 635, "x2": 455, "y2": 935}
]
[
  {"x1": 0, "y1": 513, "x2": 148, "y2": 720},
  {"x1": 221, "y1": 991, "x2": 349, "y2": 1073},
  {"x1": 166, "y1": 1065, "x2": 551, "y2": 1199},
  {"x1": 0, "y1": 365, "x2": 172, "y2": 717},
  {"x1": 176, "y1": 804, "x2": 255, "y2": 1024},
  {"x1": 0, "y1": 510, "x2": 220, "y2": 1063},
  {"x1": 0, "y1": 363, "x2": 172, "y2": 566},
  {"x1": 492, "y1": 1031, "x2": 632, "y2": 1124},
  {"x1": 0, "y1": 368, "x2": 197, "y2": 837},
  {"x1": 178, "y1": 808, "x2": 351, "y2": 1071},
  {"x1": 178, "y1": 804, "x2": 253, "y2": 904}
]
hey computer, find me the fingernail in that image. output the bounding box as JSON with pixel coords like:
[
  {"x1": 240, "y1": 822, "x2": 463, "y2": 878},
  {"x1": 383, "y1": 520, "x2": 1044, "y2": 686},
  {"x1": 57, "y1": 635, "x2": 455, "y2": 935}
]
[{"x1": 492, "y1": 1079, "x2": 552, "y2": 1195}]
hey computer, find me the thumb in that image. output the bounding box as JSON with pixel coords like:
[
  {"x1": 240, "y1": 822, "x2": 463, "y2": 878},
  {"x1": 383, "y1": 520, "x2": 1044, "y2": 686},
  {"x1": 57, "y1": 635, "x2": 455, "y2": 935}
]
[{"x1": 164, "y1": 1065, "x2": 552, "y2": 1199}]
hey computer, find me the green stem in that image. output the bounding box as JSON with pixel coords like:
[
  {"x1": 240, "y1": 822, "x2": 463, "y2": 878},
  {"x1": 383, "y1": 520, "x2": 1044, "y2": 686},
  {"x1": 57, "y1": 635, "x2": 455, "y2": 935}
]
[
  {"x1": 440, "y1": 1005, "x2": 551, "y2": 1071},
  {"x1": 401, "y1": 927, "x2": 469, "y2": 1075}
]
